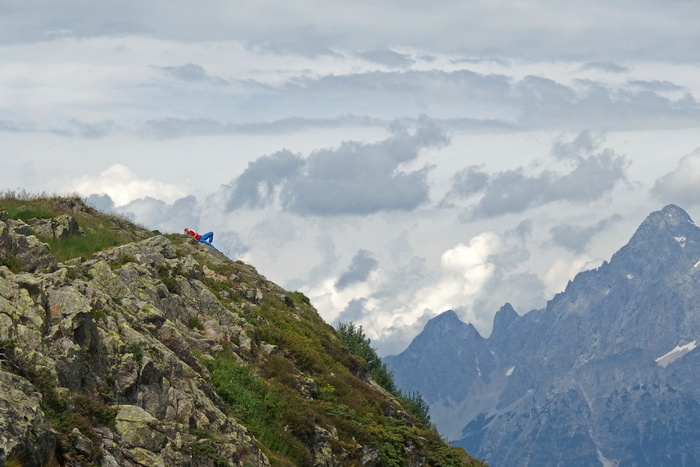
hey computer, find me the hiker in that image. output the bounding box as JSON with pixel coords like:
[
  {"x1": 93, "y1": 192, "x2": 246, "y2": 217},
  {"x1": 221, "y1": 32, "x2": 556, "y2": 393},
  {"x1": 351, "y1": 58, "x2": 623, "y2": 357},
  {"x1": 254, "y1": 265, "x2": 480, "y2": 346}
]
[{"x1": 184, "y1": 228, "x2": 214, "y2": 245}]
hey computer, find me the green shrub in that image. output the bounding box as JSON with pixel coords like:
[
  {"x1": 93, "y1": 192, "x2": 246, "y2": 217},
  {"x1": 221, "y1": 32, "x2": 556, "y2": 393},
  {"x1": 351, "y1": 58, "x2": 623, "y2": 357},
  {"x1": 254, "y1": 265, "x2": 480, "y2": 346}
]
[
  {"x1": 190, "y1": 441, "x2": 230, "y2": 467},
  {"x1": 161, "y1": 276, "x2": 181, "y2": 294},
  {"x1": 0, "y1": 255, "x2": 22, "y2": 273},
  {"x1": 397, "y1": 391, "x2": 433, "y2": 428},
  {"x1": 336, "y1": 322, "x2": 396, "y2": 393},
  {"x1": 188, "y1": 316, "x2": 204, "y2": 330}
]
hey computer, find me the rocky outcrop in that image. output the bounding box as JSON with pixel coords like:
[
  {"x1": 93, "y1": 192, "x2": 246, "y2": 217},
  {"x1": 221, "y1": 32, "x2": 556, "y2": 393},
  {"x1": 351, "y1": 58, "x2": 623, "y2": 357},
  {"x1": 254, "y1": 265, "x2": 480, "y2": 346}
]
[
  {"x1": 0, "y1": 216, "x2": 269, "y2": 466},
  {"x1": 0, "y1": 216, "x2": 58, "y2": 273}
]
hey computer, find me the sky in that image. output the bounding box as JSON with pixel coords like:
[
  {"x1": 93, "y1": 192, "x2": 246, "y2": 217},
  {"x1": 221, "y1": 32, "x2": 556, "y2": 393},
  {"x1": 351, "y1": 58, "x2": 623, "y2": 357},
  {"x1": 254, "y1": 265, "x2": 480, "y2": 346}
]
[{"x1": 2, "y1": 1, "x2": 700, "y2": 355}]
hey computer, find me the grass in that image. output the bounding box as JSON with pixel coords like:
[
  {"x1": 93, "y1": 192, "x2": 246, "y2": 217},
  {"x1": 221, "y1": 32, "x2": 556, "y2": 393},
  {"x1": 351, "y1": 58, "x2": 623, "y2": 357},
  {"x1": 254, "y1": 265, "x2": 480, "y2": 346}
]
[
  {"x1": 0, "y1": 192, "x2": 154, "y2": 262},
  {"x1": 202, "y1": 349, "x2": 314, "y2": 466},
  {"x1": 42, "y1": 232, "x2": 125, "y2": 262}
]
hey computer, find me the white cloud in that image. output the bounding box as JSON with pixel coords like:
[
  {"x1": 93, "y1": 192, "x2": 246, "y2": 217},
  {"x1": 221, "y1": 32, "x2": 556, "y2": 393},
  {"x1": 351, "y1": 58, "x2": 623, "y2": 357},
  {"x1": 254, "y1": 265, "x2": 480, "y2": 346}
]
[
  {"x1": 544, "y1": 255, "x2": 595, "y2": 296},
  {"x1": 651, "y1": 147, "x2": 700, "y2": 206},
  {"x1": 67, "y1": 164, "x2": 188, "y2": 207}
]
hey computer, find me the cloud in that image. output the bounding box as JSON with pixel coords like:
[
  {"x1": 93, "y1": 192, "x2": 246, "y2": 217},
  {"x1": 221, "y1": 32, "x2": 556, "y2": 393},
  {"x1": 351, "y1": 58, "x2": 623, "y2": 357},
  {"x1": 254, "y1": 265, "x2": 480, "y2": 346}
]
[
  {"x1": 225, "y1": 118, "x2": 449, "y2": 216},
  {"x1": 549, "y1": 214, "x2": 624, "y2": 253},
  {"x1": 579, "y1": 62, "x2": 629, "y2": 73},
  {"x1": 118, "y1": 195, "x2": 200, "y2": 232},
  {"x1": 442, "y1": 165, "x2": 490, "y2": 204},
  {"x1": 627, "y1": 80, "x2": 685, "y2": 93},
  {"x1": 137, "y1": 115, "x2": 383, "y2": 140},
  {"x1": 651, "y1": 147, "x2": 700, "y2": 206},
  {"x1": 457, "y1": 133, "x2": 629, "y2": 219},
  {"x1": 157, "y1": 63, "x2": 228, "y2": 85},
  {"x1": 247, "y1": 25, "x2": 338, "y2": 57},
  {"x1": 225, "y1": 150, "x2": 304, "y2": 210},
  {"x1": 85, "y1": 193, "x2": 115, "y2": 212},
  {"x1": 550, "y1": 131, "x2": 604, "y2": 160},
  {"x1": 336, "y1": 250, "x2": 379, "y2": 291},
  {"x1": 60, "y1": 119, "x2": 116, "y2": 139},
  {"x1": 67, "y1": 164, "x2": 188, "y2": 207},
  {"x1": 358, "y1": 49, "x2": 415, "y2": 68}
]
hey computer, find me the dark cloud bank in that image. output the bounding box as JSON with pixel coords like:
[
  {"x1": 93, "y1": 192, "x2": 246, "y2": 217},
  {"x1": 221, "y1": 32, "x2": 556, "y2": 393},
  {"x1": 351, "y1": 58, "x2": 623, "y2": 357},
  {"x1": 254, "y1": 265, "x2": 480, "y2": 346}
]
[
  {"x1": 224, "y1": 119, "x2": 449, "y2": 216},
  {"x1": 446, "y1": 132, "x2": 630, "y2": 219}
]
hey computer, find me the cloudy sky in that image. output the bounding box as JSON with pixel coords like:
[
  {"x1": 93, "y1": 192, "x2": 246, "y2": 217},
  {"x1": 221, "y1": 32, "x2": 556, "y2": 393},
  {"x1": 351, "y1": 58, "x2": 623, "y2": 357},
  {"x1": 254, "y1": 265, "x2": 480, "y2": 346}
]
[{"x1": 2, "y1": 1, "x2": 700, "y2": 355}]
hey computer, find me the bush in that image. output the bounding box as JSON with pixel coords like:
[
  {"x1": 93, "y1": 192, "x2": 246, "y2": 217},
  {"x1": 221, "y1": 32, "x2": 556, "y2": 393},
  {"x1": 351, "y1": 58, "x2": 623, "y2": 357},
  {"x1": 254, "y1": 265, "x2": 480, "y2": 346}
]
[{"x1": 336, "y1": 322, "x2": 396, "y2": 393}]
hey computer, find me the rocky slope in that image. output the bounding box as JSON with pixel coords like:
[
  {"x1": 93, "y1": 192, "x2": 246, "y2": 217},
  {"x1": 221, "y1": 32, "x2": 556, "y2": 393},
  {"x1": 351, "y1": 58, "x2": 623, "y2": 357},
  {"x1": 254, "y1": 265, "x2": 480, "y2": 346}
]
[
  {"x1": 0, "y1": 196, "x2": 482, "y2": 467},
  {"x1": 386, "y1": 205, "x2": 700, "y2": 466}
]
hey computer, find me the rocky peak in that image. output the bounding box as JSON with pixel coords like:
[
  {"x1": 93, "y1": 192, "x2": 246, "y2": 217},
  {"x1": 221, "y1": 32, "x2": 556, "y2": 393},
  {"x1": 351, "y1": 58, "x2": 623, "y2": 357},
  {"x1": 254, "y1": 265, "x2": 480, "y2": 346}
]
[
  {"x1": 622, "y1": 204, "x2": 696, "y2": 251},
  {"x1": 490, "y1": 303, "x2": 518, "y2": 338},
  {"x1": 423, "y1": 310, "x2": 473, "y2": 335}
]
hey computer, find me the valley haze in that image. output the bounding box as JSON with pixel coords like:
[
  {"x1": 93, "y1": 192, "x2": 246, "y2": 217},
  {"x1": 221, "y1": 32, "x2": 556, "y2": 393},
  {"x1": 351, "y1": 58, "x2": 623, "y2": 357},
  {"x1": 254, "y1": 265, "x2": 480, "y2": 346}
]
[{"x1": 2, "y1": 1, "x2": 700, "y2": 354}]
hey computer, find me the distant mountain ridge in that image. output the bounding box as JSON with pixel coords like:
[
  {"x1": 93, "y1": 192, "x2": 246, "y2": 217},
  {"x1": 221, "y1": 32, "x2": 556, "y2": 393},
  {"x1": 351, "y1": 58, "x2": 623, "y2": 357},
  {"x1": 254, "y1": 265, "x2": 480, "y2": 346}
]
[{"x1": 386, "y1": 204, "x2": 700, "y2": 466}]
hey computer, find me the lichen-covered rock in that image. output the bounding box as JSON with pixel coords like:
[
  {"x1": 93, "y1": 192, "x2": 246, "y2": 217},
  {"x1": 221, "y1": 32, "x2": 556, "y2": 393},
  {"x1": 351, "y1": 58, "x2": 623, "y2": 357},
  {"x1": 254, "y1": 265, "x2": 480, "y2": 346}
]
[
  {"x1": 0, "y1": 219, "x2": 58, "y2": 272},
  {"x1": 26, "y1": 214, "x2": 82, "y2": 239},
  {"x1": 115, "y1": 405, "x2": 167, "y2": 451},
  {"x1": 0, "y1": 370, "x2": 56, "y2": 466}
]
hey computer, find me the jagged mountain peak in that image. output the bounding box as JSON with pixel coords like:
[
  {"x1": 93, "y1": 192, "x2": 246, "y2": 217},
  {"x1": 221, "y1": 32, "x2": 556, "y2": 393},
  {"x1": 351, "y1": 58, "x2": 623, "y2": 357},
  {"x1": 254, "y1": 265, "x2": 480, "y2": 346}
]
[
  {"x1": 491, "y1": 303, "x2": 518, "y2": 336},
  {"x1": 628, "y1": 204, "x2": 697, "y2": 244},
  {"x1": 422, "y1": 310, "x2": 481, "y2": 339},
  {"x1": 425, "y1": 309, "x2": 461, "y2": 328},
  {"x1": 608, "y1": 204, "x2": 700, "y2": 273}
]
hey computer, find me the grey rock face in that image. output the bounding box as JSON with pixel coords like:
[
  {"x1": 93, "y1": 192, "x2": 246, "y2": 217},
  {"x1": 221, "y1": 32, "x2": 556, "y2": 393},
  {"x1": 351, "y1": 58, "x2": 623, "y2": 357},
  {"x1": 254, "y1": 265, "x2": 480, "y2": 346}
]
[
  {"x1": 0, "y1": 224, "x2": 270, "y2": 466},
  {"x1": 386, "y1": 205, "x2": 700, "y2": 466}
]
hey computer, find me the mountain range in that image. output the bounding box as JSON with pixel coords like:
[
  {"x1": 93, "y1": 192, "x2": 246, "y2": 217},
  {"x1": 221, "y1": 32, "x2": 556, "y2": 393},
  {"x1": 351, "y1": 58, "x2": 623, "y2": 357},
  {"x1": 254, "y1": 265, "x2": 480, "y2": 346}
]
[{"x1": 386, "y1": 204, "x2": 700, "y2": 466}]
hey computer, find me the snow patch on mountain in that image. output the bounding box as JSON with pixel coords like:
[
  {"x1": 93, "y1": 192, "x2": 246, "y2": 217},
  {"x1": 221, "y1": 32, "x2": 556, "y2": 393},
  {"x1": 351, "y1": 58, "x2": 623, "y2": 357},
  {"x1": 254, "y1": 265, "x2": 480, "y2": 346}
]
[
  {"x1": 655, "y1": 340, "x2": 697, "y2": 368},
  {"x1": 597, "y1": 449, "x2": 620, "y2": 467}
]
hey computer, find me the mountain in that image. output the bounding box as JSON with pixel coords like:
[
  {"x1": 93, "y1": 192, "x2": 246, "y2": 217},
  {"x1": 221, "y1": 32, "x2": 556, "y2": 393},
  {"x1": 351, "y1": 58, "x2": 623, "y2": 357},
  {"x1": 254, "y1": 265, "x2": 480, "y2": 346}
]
[
  {"x1": 0, "y1": 195, "x2": 483, "y2": 467},
  {"x1": 385, "y1": 204, "x2": 700, "y2": 467}
]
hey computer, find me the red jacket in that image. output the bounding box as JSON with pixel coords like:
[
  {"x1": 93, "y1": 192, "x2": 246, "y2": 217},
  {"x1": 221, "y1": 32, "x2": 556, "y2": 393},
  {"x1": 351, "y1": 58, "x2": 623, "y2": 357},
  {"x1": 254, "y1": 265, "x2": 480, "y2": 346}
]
[{"x1": 185, "y1": 229, "x2": 201, "y2": 241}]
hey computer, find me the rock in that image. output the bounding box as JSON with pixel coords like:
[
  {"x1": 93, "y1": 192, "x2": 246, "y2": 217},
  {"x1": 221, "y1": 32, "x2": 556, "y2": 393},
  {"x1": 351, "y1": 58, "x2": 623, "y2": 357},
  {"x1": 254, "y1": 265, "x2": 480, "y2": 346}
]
[
  {"x1": 0, "y1": 220, "x2": 58, "y2": 273},
  {"x1": 310, "y1": 425, "x2": 336, "y2": 467},
  {"x1": 0, "y1": 370, "x2": 56, "y2": 466},
  {"x1": 114, "y1": 405, "x2": 167, "y2": 451},
  {"x1": 71, "y1": 428, "x2": 95, "y2": 456},
  {"x1": 359, "y1": 446, "x2": 382, "y2": 466},
  {"x1": 26, "y1": 215, "x2": 82, "y2": 239}
]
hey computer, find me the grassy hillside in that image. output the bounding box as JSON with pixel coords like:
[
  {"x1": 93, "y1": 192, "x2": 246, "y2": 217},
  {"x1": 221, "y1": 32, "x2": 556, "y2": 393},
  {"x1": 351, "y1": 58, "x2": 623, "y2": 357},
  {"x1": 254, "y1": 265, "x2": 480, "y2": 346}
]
[{"x1": 0, "y1": 192, "x2": 486, "y2": 466}]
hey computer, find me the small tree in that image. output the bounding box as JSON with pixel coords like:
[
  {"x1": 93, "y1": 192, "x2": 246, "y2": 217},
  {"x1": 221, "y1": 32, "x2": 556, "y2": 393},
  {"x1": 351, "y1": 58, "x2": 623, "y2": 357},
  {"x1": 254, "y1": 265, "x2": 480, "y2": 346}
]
[
  {"x1": 398, "y1": 391, "x2": 432, "y2": 428},
  {"x1": 336, "y1": 322, "x2": 396, "y2": 393}
]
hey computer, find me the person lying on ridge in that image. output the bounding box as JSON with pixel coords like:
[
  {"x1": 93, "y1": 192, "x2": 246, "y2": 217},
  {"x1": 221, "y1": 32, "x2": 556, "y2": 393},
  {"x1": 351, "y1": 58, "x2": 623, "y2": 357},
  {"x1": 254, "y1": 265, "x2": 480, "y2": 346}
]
[{"x1": 184, "y1": 228, "x2": 218, "y2": 251}]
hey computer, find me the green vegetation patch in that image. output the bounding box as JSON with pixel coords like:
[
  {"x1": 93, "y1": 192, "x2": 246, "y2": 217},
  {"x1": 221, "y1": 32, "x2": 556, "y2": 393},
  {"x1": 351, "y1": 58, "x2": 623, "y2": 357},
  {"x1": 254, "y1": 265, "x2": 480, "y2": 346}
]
[
  {"x1": 0, "y1": 255, "x2": 22, "y2": 273},
  {"x1": 201, "y1": 349, "x2": 314, "y2": 466},
  {"x1": 1, "y1": 193, "x2": 154, "y2": 262},
  {"x1": 43, "y1": 232, "x2": 125, "y2": 263}
]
